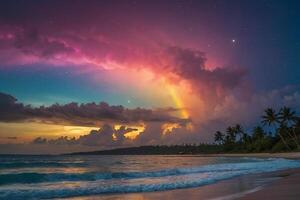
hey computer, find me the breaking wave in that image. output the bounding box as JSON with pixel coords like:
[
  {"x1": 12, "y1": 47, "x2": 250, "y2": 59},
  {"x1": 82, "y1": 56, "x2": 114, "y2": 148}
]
[{"x1": 0, "y1": 158, "x2": 300, "y2": 199}]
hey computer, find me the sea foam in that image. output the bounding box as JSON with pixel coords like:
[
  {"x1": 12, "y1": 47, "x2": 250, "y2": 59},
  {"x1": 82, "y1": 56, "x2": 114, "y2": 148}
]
[{"x1": 0, "y1": 158, "x2": 299, "y2": 199}]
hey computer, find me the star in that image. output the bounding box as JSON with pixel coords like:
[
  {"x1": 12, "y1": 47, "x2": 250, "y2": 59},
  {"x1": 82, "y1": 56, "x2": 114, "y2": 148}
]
[{"x1": 232, "y1": 39, "x2": 236, "y2": 43}]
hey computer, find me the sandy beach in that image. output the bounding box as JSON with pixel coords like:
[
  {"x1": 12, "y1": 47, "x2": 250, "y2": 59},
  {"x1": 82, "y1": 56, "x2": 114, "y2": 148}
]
[
  {"x1": 63, "y1": 153, "x2": 300, "y2": 200},
  {"x1": 206, "y1": 152, "x2": 300, "y2": 159},
  {"x1": 239, "y1": 169, "x2": 300, "y2": 200}
]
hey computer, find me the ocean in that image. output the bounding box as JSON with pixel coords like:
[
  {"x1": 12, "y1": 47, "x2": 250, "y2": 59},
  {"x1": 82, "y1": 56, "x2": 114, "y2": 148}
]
[{"x1": 0, "y1": 155, "x2": 300, "y2": 199}]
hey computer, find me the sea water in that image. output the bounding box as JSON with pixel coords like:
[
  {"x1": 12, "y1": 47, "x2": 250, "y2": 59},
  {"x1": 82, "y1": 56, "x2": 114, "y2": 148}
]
[{"x1": 0, "y1": 155, "x2": 299, "y2": 199}]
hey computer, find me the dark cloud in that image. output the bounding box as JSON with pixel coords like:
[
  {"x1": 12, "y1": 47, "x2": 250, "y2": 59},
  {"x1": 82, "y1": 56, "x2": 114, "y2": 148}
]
[
  {"x1": 0, "y1": 92, "x2": 189, "y2": 126},
  {"x1": 0, "y1": 92, "x2": 28, "y2": 121},
  {"x1": 0, "y1": 1, "x2": 247, "y2": 107},
  {"x1": 134, "y1": 122, "x2": 197, "y2": 146},
  {"x1": 0, "y1": 136, "x2": 18, "y2": 140},
  {"x1": 32, "y1": 136, "x2": 77, "y2": 145},
  {"x1": 6, "y1": 136, "x2": 17, "y2": 140},
  {"x1": 164, "y1": 46, "x2": 246, "y2": 91},
  {"x1": 0, "y1": 2, "x2": 246, "y2": 90},
  {"x1": 13, "y1": 28, "x2": 76, "y2": 58},
  {"x1": 32, "y1": 137, "x2": 47, "y2": 144},
  {"x1": 19, "y1": 86, "x2": 300, "y2": 150},
  {"x1": 32, "y1": 124, "x2": 135, "y2": 147},
  {"x1": 30, "y1": 122, "x2": 196, "y2": 148},
  {"x1": 77, "y1": 124, "x2": 115, "y2": 146}
]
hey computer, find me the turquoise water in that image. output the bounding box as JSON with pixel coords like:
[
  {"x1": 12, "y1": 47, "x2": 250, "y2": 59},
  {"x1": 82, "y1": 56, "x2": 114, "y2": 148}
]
[{"x1": 0, "y1": 155, "x2": 299, "y2": 199}]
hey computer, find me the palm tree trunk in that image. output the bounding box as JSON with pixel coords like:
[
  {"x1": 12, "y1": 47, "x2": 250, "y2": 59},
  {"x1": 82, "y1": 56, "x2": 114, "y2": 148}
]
[
  {"x1": 278, "y1": 132, "x2": 291, "y2": 150},
  {"x1": 282, "y1": 122, "x2": 299, "y2": 148},
  {"x1": 274, "y1": 125, "x2": 291, "y2": 151},
  {"x1": 292, "y1": 128, "x2": 300, "y2": 147},
  {"x1": 284, "y1": 129, "x2": 299, "y2": 147}
]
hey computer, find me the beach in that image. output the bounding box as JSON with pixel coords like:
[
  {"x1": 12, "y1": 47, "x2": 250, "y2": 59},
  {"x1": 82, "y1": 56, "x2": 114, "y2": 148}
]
[
  {"x1": 240, "y1": 168, "x2": 300, "y2": 200},
  {"x1": 60, "y1": 153, "x2": 300, "y2": 200},
  {"x1": 206, "y1": 152, "x2": 300, "y2": 159},
  {"x1": 66, "y1": 166, "x2": 300, "y2": 200},
  {"x1": 93, "y1": 170, "x2": 299, "y2": 200}
]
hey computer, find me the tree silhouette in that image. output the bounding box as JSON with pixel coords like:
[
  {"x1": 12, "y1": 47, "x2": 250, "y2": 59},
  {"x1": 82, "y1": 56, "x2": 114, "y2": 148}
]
[
  {"x1": 279, "y1": 107, "x2": 299, "y2": 147},
  {"x1": 225, "y1": 126, "x2": 236, "y2": 144},
  {"x1": 234, "y1": 124, "x2": 244, "y2": 143},
  {"x1": 214, "y1": 131, "x2": 224, "y2": 145},
  {"x1": 252, "y1": 126, "x2": 265, "y2": 141},
  {"x1": 261, "y1": 108, "x2": 291, "y2": 150}
]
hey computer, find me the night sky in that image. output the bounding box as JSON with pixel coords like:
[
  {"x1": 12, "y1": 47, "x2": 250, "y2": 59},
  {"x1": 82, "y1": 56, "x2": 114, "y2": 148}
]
[{"x1": 0, "y1": 0, "x2": 300, "y2": 154}]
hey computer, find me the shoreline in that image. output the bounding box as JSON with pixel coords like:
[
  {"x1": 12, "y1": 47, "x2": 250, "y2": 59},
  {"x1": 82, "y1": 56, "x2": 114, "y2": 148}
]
[
  {"x1": 1, "y1": 152, "x2": 300, "y2": 159},
  {"x1": 199, "y1": 152, "x2": 300, "y2": 159},
  {"x1": 239, "y1": 168, "x2": 300, "y2": 200},
  {"x1": 2, "y1": 153, "x2": 300, "y2": 199},
  {"x1": 63, "y1": 168, "x2": 300, "y2": 200}
]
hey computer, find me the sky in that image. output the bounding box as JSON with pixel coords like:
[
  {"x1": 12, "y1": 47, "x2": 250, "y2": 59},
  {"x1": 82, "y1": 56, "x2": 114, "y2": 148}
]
[{"x1": 0, "y1": 0, "x2": 300, "y2": 154}]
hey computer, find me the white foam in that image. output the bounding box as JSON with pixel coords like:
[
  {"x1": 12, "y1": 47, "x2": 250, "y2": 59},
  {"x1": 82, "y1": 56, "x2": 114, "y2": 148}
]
[{"x1": 0, "y1": 158, "x2": 299, "y2": 199}]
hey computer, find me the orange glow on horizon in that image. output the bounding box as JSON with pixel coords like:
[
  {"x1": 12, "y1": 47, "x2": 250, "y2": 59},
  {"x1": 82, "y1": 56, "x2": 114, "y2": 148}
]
[{"x1": 114, "y1": 124, "x2": 145, "y2": 139}]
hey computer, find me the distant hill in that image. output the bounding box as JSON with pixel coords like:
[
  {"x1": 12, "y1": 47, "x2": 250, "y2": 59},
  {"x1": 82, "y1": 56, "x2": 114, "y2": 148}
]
[{"x1": 66, "y1": 144, "x2": 223, "y2": 155}]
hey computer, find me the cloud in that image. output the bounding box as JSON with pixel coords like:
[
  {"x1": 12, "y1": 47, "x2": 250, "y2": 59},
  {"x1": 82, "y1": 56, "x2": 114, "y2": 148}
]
[
  {"x1": 13, "y1": 28, "x2": 77, "y2": 58},
  {"x1": 0, "y1": 92, "x2": 189, "y2": 126},
  {"x1": 13, "y1": 85, "x2": 300, "y2": 152},
  {"x1": 0, "y1": 136, "x2": 17, "y2": 140},
  {"x1": 164, "y1": 46, "x2": 245, "y2": 89},
  {"x1": 0, "y1": 92, "x2": 28, "y2": 121},
  {"x1": 30, "y1": 121, "x2": 198, "y2": 148},
  {"x1": 0, "y1": 5, "x2": 247, "y2": 128},
  {"x1": 32, "y1": 137, "x2": 47, "y2": 144},
  {"x1": 31, "y1": 124, "x2": 136, "y2": 148},
  {"x1": 77, "y1": 124, "x2": 115, "y2": 146},
  {"x1": 0, "y1": 25, "x2": 245, "y2": 92},
  {"x1": 0, "y1": 5, "x2": 246, "y2": 93},
  {"x1": 0, "y1": 23, "x2": 247, "y2": 126},
  {"x1": 0, "y1": 1, "x2": 299, "y2": 154},
  {"x1": 6, "y1": 136, "x2": 17, "y2": 140}
]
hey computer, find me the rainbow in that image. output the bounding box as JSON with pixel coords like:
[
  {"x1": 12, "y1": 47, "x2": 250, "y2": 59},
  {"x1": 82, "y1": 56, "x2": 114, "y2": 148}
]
[{"x1": 166, "y1": 84, "x2": 189, "y2": 119}]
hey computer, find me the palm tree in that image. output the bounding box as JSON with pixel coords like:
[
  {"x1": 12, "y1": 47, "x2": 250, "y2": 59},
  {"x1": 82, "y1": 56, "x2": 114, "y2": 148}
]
[
  {"x1": 252, "y1": 126, "x2": 265, "y2": 141},
  {"x1": 234, "y1": 124, "x2": 244, "y2": 143},
  {"x1": 225, "y1": 126, "x2": 236, "y2": 144},
  {"x1": 279, "y1": 107, "x2": 297, "y2": 125},
  {"x1": 242, "y1": 133, "x2": 251, "y2": 146},
  {"x1": 214, "y1": 131, "x2": 224, "y2": 145},
  {"x1": 261, "y1": 108, "x2": 291, "y2": 150},
  {"x1": 279, "y1": 107, "x2": 299, "y2": 147}
]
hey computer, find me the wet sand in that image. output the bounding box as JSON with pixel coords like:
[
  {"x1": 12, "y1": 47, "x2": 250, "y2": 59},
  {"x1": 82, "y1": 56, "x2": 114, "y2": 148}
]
[
  {"x1": 239, "y1": 168, "x2": 300, "y2": 200},
  {"x1": 206, "y1": 152, "x2": 300, "y2": 159}
]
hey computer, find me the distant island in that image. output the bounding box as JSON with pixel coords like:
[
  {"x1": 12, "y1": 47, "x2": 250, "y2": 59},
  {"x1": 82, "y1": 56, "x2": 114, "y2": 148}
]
[{"x1": 69, "y1": 107, "x2": 300, "y2": 155}]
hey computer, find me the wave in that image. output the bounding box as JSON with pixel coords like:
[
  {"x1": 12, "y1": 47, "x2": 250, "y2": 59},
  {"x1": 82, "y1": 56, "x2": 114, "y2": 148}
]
[
  {"x1": 0, "y1": 179, "x2": 235, "y2": 200},
  {"x1": 0, "y1": 167, "x2": 239, "y2": 186},
  {"x1": 0, "y1": 157, "x2": 266, "y2": 185},
  {"x1": 0, "y1": 158, "x2": 299, "y2": 186},
  {"x1": 0, "y1": 161, "x2": 87, "y2": 169},
  {"x1": 0, "y1": 158, "x2": 299, "y2": 199},
  {"x1": 0, "y1": 164, "x2": 296, "y2": 200}
]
